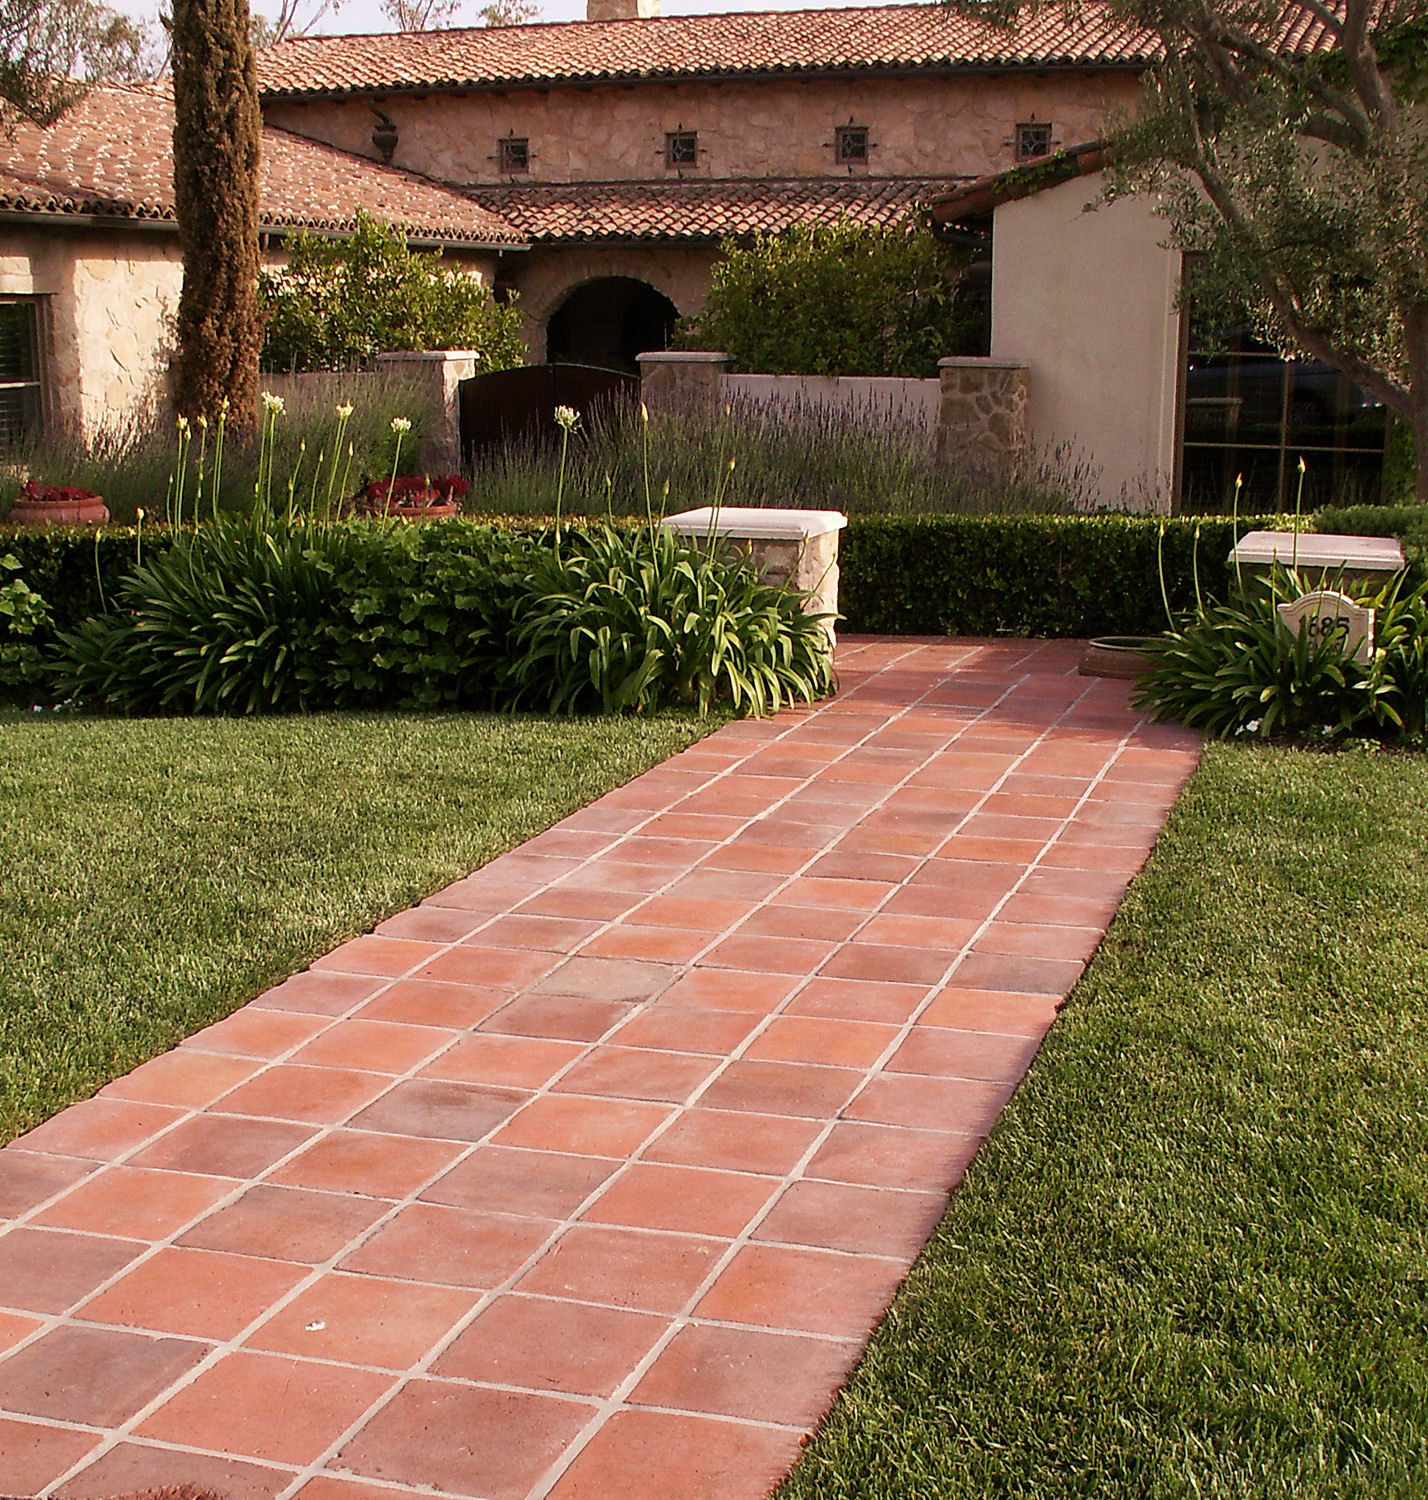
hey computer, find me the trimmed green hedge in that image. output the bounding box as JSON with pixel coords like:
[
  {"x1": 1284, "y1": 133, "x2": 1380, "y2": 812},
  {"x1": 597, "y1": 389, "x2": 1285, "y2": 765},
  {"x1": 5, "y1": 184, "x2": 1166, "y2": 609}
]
[{"x1": 839, "y1": 514, "x2": 1287, "y2": 637}]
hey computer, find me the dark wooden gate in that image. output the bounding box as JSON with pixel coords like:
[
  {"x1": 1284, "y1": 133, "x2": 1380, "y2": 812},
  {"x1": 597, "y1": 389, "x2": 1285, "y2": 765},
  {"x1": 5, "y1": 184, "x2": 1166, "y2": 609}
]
[{"x1": 458, "y1": 363, "x2": 639, "y2": 461}]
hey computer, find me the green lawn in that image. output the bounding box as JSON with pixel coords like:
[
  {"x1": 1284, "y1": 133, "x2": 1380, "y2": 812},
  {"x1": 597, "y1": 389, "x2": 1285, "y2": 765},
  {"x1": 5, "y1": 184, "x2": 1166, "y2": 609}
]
[
  {"x1": 0, "y1": 709, "x2": 709, "y2": 1145},
  {"x1": 780, "y1": 742, "x2": 1428, "y2": 1499}
]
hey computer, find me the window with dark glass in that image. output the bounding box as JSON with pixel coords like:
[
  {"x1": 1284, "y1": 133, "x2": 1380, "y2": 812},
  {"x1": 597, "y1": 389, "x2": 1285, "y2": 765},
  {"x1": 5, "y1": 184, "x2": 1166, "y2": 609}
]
[
  {"x1": 1015, "y1": 122, "x2": 1053, "y2": 160},
  {"x1": 0, "y1": 299, "x2": 42, "y2": 446},
  {"x1": 836, "y1": 125, "x2": 869, "y2": 164},
  {"x1": 497, "y1": 136, "x2": 529, "y2": 173},
  {"x1": 665, "y1": 130, "x2": 698, "y2": 168},
  {"x1": 1180, "y1": 320, "x2": 1388, "y2": 511}
]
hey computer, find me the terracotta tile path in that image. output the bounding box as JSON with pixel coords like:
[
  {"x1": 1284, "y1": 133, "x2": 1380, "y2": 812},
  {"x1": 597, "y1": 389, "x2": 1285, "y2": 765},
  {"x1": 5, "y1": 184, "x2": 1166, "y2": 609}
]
[{"x1": 0, "y1": 636, "x2": 1200, "y2": 1500}]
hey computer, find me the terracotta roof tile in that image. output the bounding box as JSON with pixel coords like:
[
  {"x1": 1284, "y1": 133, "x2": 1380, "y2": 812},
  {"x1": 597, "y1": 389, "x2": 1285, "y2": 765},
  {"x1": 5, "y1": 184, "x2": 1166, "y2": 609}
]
[
  {"x1": 256, "y1": 2, "x2": 1165, "y2": 98},
  {"x1": 464, "y1": 174, "x2": 961, "y2": 242},
  {"x1": 0, "y1": 83, "x2": 525, "y2": 246}
]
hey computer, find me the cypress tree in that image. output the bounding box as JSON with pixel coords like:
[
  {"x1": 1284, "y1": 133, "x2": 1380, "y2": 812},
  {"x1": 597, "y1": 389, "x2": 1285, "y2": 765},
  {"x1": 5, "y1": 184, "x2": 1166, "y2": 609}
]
[{"x1": 170, "y1": 0, "x2": 262, "y2": 431}]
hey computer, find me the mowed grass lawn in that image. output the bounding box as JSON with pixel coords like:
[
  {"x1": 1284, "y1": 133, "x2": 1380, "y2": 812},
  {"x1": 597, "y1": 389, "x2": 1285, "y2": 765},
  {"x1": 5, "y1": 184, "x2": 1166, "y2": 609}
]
[
  {"x1": 0, "y1": 710, "x2": 710, "y2": 1145},
  {"x1": 780, "y1": 743, "x2": 1428, "y2": 1499}
]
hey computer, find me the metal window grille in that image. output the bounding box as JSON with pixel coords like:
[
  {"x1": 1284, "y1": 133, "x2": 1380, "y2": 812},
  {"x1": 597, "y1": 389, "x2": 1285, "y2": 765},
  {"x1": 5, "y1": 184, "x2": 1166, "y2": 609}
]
[
  {"x1": 836, "y1": 125, "x2": 870, "y2": 163},
  {"x1": 0, "y1": 299, "x2": 42, "y2": 447},
  {"x1": 1015, "y1": 122, "x2": 1053, "y2": 160},
  {"x1": 498, "y1": 137, "x2": 529, "y2": 173},
  {"x1": 665, "y1": 131, "x2": 698, "y2": 168}
]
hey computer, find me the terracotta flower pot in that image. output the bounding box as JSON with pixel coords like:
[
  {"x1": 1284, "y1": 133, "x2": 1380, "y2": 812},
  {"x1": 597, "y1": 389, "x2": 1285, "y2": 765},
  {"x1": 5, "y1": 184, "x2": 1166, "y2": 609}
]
[
  {"x1": 1078, "y1": 636, "x2": 1160, "y2": 679},
  {"x1": 360, "y1": 474, "x2": 467, "y2": 521},
  {"x1": 7, "y1": 484, "x2": 110, "y2": 529}
]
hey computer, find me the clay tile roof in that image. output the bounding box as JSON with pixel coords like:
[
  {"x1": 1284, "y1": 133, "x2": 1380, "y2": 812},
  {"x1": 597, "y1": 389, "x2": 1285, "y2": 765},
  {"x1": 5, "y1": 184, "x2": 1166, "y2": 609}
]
[
  {"x1": 930, "y1": 139, "x2": 1106, "y2": 223},
  {"x1": 255, "y1": 1, "x2": 1164, "y2": 99},
  {"x1": 0, "y1": 83, "x2": 525, "y2": 246},
  {"x1": 464, "y1": 174, "x2": 962, "y2": 242}
]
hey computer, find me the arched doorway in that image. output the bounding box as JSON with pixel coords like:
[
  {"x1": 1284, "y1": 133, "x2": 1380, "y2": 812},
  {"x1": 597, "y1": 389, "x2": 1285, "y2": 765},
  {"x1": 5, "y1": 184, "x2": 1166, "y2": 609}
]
[{"x1": 545, "y1": 277, "x2": 679, "y2": 374}]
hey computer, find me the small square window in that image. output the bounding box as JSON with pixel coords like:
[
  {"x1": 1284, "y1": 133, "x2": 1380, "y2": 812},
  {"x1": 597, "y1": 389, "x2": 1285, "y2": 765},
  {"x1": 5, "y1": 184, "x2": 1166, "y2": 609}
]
[
  {"x1": 1015, "y1": 122, "x2": 1053, "y2": 161},
  {"x1": 498, "y1": 137, "x2": 529, "y2": 174},
  {"x1": 665, "y1": 130, "x2": 698, "y2": 168},
  {"x1": 836, "y1": 125, "x2": 869, "y2": 164}
]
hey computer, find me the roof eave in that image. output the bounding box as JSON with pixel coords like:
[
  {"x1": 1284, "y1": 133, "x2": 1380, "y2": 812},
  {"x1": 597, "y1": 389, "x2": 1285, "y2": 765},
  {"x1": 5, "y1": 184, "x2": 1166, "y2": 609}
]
[{"x1": 259, "y1": 56, "x2": 1151, "y2": 106}]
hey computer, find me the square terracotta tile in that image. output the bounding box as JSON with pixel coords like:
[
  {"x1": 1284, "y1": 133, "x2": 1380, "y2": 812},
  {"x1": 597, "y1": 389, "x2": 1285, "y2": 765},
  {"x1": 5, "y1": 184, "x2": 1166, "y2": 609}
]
[
  {"x1": 478, "y1": 993, "x2": 631, "y2": 1043},
  {"x1": 844, "y1": 1071, "x2": 1015, "y2": 1133},
  {"x1": 0, "y1": 1324, "x2": 208, "y2": 1425},
  {"x1": 642, "y1": 1109, "x2": 822, "y2": 1177},
  {"x1": 421, "y1": 1146, "x2": 618, "y2": 1220},
  {"x1": 354, "y1": 978, "x2": 510, "y2": 1030},
  {"x1": 346, "y1": 1078, "x2": 529, "y2": 1142},
  {"x1": 0, "y1": 1415, "x2": 104, "y2": 1496},
  {"x1": 694, "y1": 1242, "x2": 906, "y2": 1339},
  {"x1": 582, "y1": 1163, "x2": 779, "y2": 1238},
  {"x1": 372, "y1": 904, "x2": 489, "y2": 943},
  {"x1": 754, "y1": 1179, "x2": 946, "y2": 1258},
  {"x1": 310, "y1": 935, "x2": 441, "y2": 979},
  {"x1": 0, "y1": 1309, "x2": 43, "y2": 1354},
  {"x1": 55, "y1": 1443, "x2": 294, "y2": 1500},
  {"x1": 180, "y1": 1007, "x2": 330, "y2": 1059},
  {"x1": 333, "y1": 1376, "x2": 595, "y2": 1500},
  {"x1": 661, "y1": 868, "x2": 784, "y2": 903},
  {"x1": 517, "y1": 885, "x2": 644, "y2": 922},
  {"x1": 630, "y1": 1323, "x2": 862, "y2": 1427},
  {"x1": 919, "y1": 987, "x2": 1059, "y2": 1037},
  {"x1": 699, "y1": 933, "x2": 839, "y2": 976},
  {"x1": 288, "y1": 1019, "x2": 453, "y2": 1075},
  {"x1": 657, "y1": 968, "x2": 800, "y2": 1014},
  {"x1": 137, "y1": 1350, "x2": 395, "y2": 1467},
  {"x1": 180, "y1": 1184, "x2": 389, "y2": 1264},
  {"x1": 433, "y1": 1293, "x2": 668, "y2": 1396},
  {"x1": 578, "y1": 924, "x2": 715, "y2": 965},
  {"x1": 35, "y1": 1167, "x2": 237, "y2": 1241},
  {"x1": 253, "y1": 970, "x2": 387, "y2": 1017},
  {"x1": 699, "y1": 840, "x2": 816, "y2": 874},
  {"x1": 0, "y1": 1149, "x2": 96, "y2": 1218},
  {"x1": 415, "y1": 944, "x2": 562, "y2": 989},
  {"x1": 268, "y1": 1130, "x2": 465, "y2": 1200},
  {"x1": 746, "y1": 1016, "x2": 899, "y2": 1069},
  {"x1": 948, "y1": 949, "x2": 1086, "y2": 997},
  {"x1": 0, "y1": 1226, "x2": 144, "y2": 1314},
  {"x1": 553, "y1": 1046, "x2": 719, "y2": 1105},
  {"x1": 417, "y1": 1036, "x2": 582, "y2": 1093},
  {"x1": 818, "y1": 943, "x2": 952, "y2": 988},
  {"x1": 888, "y1": 1027, "x2": 1043, "y2": 1084},
  {"x1": 608, "y1": 1007, "x2": 762, "y2": 1056},
  {"x1": 293, "y1": 1478, "x2": 417, "y2": 1500},
  {"x1": 14, "y1": 1097, "x2": 186, "y2": 1163},
  {"x1": 631, "y1": 895, "x2": 753, "y2": 932},
  {"x1": 545, "y1": 1408, "x2": 803, "y2": 1500},
  {"x1": 697, "y1": 1059, "x2": 863, "y2": 1120},
  {"x1": 338, "y1": 1202, "x2": 554, "y2": 1288},
  {"x1": 493, "y1": 1094, "x2": 672, "y2": 1158},
  {"x1": 854, "y1": 912, "x2": 982, "y2": 952},
  {"x1": 216, "y1": 1065, "x2": 392, "y2": 1127},
  {"x1": 476, "y1": 912, "x2": 605, "y2": 952},
  {"x1": 805, "y1": 1121, "x2": 981, "y2": 1193},
  {"x1": 780, "y1": 875, "x2": 896, "y2": 912},
  {"x1": 246, "y1": 1271, "x2": 478, "y2": 1368},
  {"x1": 531, "y1": 956, "x2": 678, "y2": 1004},
  {"x1": 733, "y1": 905, "x2": 866, "y2": 943},
  {"x1": 100, "y1": 1049, "x2": 262, "y2": 1109},
  {"x1": 516, "y1": 1224, "x2": 725, "y2": 1313},
  {"x1": 784, "y1": 976, "x2": 928, "y2": 1025},
  {"x1": 80, "y1": 1245, "x2": 307, "y2": 1340},
  {"x1": 127, "y1": 1114, "x2": 317, "y2": 1178}
]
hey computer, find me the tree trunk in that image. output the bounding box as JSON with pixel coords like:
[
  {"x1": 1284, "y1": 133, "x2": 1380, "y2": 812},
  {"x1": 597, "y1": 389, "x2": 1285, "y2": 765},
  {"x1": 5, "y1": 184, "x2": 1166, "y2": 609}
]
[{"x1": 170, "y1": 0, "x2": 262, "y2": 433}]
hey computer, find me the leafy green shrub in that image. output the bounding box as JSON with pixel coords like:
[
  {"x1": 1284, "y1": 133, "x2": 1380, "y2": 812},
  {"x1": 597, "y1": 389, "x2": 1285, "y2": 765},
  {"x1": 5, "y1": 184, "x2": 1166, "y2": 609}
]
[
  {"x1": 1134, "y1": 565, "x2": 1428, "y2": 742},
  {"x1": 259, "y1": 211, "x2": 527, "y2": 374},
  {"x1": 506, "y1": 525, "x2": 833, "y2": 715},
  {"x1": 679, "y1": 217, "x2": 985, "y2": 377},
  {"x1": 0, "y1": 552, "x2": 52, "y2": 702}
]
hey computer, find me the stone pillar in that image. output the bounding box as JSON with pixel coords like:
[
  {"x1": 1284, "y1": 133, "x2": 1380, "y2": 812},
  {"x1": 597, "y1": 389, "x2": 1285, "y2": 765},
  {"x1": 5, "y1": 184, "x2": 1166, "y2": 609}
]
[
  {"x1": 937, "y1": 356, "x2": 1030, "y2": 468},
  {"x1": 637, "y1": 350, "x2": 730, "y2": 412},
  {"x1": 375, "y1": 350, "x2": 480, "y2": 474},
  {"x1": 662, "y1": 506, "x2": 847, "y2": 649}
]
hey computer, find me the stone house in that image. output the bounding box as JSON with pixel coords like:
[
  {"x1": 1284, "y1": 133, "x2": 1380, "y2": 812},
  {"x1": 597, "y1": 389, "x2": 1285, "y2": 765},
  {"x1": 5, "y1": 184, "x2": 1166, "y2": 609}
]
[
  {"x1": 255, "y1": 0, "x2": 1156, "y2": 368},
  {"x1": 0, "y1": 83, "x2": 523, "y2": 442}
]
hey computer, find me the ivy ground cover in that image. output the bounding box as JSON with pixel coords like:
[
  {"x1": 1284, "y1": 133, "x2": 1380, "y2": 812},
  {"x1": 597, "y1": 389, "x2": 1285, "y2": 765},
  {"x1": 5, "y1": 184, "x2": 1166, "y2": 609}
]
[
  {"x1": 780, "y1": 741, "x2": 1428, "y2": 1499},
  {"x1": 0, "y1": 709, "x2": 709, "y2": 1145}
]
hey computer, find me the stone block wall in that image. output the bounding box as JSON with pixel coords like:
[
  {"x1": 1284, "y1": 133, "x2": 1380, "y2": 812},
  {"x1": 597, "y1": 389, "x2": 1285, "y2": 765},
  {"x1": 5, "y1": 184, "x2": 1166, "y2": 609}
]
[{"x1": 937, "y1": 356, "x2": 1030, "y2": 467}]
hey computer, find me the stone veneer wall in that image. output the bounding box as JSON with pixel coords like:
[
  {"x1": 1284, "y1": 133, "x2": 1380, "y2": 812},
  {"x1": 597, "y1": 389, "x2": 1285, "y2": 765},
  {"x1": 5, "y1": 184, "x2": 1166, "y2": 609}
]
[
  {"x1": 1, "y1": 227, "x2": 183, "y2": 441},
  {"x1": 936, "y1": 356, "x2": 1030, "y2": 467},
  {"x1": 263, "y1": 71, "x2": 1141, "y2": 188}
]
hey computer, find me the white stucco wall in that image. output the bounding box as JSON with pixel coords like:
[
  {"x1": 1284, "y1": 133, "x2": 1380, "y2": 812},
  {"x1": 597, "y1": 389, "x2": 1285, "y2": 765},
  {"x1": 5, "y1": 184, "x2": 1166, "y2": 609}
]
[{"x1": 990, "y1": 178, "x2": 1182, "y2": 512}]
